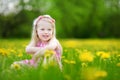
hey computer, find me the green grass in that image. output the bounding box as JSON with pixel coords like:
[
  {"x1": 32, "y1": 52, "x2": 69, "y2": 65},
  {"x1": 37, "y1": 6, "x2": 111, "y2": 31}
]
[{"x1": 0, "y1": 39, "x2": 120, "y2": 80}]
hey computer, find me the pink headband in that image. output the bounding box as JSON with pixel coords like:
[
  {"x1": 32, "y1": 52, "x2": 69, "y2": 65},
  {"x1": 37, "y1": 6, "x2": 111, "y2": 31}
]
[{"x1": 35, "y1": 15, "x2": 55, "y2": 27}]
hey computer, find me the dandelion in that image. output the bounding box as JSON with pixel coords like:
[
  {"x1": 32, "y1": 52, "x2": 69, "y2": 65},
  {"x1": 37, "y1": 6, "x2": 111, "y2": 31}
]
[
  {"x1": 94, "y1": 70, "x2": 107, "y2": 78},
  {"x1": 96, "y1": 51, "x2": 105, "y2": 56},
  {"x1": 44, "y1": 50, "x2": 55, "y2": 58},
  {"x1": 80, "y1": 67, "x2": 107, "y2": 80},
  {"x1": 101, "y1": 53, "x2": 110, "y2": 59},
  {"x1": 17, "y1": 53, "x2": 23, "y2": 57},
  {"x1": 11, "y1": 63, "x2": 21, "y2": 70},
  {"x1": 116, "y1": 63, "x2": 120, "y2": 67},
  {"x1": 9, "y1": 49, "x2": 16, "y2": 53},
  {"x1": 63, "y1": 59, "x2": 69, "y2": 64},
  {"x1": 96, "y1": 51, "x2": 110, "y2": 59},
  {"x1": 81, "y1": 62, "x2": 87, "y2": 67},
  {"x1": 63, "y1": 59, "x2": 76, "y2": 64},
  {"x1": 64, "y1": 40, "x2": 78, "y2": 48},
  {"x1": 64, "y1": 49, "x2": 68, "y2": 53},
  {"x1": 79, "y1": 51, "x2": 94, "y2": 62},
  {"x1": 0, "y1": 48, "x2": 8, "y2": 56},
  {"x1": 117, "y1": 54, "x2": 120, "y2": 57},
  {"x1": 69, "y1": 60, "x2": 76, "y2": 64}
]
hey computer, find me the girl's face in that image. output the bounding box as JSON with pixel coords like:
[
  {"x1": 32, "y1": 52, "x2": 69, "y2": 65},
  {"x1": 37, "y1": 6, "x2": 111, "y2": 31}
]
[{"x1": 37, "y1": 21, "x2": 53, "y2": 42}]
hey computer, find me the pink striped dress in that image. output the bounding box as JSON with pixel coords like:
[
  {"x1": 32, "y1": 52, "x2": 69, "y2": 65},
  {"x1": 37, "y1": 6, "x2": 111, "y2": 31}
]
[{"x1": 23, "y1": 42, "x2": 62, "y2": 67}]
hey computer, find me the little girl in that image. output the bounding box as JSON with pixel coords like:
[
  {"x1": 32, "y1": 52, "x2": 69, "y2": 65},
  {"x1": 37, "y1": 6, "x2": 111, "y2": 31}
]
[{"x1": 12, "y1": 15, "x2": 62, "y2": 70}]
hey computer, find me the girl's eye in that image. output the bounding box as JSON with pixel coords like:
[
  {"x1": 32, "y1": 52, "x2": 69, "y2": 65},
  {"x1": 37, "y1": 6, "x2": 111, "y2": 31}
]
[
  {"x1": 40, "y1": 29, "x2": 44, "y2": 31},
  {"x1": 48, "y1": 29, "x2": 52, "y2": 31}
]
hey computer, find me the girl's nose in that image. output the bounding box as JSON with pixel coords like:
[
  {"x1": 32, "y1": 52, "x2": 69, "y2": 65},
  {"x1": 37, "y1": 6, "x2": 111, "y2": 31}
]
[{"x1": 44, "y1": 30, "x2": 48, "y2": 33}]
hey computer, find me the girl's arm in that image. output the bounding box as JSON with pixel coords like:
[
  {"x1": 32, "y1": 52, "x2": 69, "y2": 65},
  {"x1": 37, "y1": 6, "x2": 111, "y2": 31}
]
[
  {"x1": 25, "y1": 41, "x2": 41, "y2": 54},
  {"x1": 26, "y1": 46, "x2": 41, "y2": 54},
  {"x1": 32, "y1": 41, "x2": 58, "y2": 59},
  {"x1": 26, "y1": 41, "x2": 57, "y2": 55}
]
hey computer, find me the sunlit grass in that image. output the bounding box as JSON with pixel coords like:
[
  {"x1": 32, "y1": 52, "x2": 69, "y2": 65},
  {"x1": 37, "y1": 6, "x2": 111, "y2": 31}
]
[{"x1": 0, "y1": 39, "x2": 120, "y2": 80}]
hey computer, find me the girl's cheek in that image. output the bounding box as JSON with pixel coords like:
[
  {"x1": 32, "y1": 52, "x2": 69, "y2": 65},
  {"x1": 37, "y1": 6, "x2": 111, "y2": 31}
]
[{"x1": 38, "y1": 31, "x2": 43, "y2": 34}]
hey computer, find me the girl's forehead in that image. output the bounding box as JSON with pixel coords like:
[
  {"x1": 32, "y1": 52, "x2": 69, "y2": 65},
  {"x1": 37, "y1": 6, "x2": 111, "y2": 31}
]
[{"x1": 37, "y1": 20, "x2": 53, "y2": 28}]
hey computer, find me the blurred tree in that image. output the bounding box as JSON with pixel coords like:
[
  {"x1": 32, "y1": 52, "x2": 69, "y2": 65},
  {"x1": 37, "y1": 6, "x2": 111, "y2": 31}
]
[
  {"x1": 53, "y1": 0, "x2": 105, "y2": 38},
  {"x1": 0, "y1": 0, "x2": 120, "y2": 38},
  {"x1": 0, "y1": 0, "x2": 52, "y2": 38},
  {"x1": 101, "y1": 0, "x2": 120, "y2": 38}
]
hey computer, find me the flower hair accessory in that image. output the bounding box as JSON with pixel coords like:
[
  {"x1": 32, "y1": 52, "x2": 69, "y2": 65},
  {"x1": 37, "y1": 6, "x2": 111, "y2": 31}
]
[{"x1": 35, "y1": 15, "x2": 55, "y2": 27}]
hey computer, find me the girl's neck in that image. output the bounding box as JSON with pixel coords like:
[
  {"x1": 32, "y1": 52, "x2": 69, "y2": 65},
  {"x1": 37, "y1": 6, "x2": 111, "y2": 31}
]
[
  {"x1": 39, "y1": 40, "x2": 48, "y2": 44},
  {"x1": 37, "y1": 40, "x2": 48, "y2": 47}
]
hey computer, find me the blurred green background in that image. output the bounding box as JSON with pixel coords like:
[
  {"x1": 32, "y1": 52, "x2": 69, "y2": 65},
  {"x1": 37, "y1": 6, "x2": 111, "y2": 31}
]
[{"x1": 0, "y1": 0, "x2": 120, "y2": 38}]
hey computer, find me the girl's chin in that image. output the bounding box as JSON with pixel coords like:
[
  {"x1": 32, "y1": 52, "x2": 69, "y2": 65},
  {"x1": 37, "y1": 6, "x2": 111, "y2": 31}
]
[{"x1": 41, "y1": 38, "x2": 50, "y2": 42}]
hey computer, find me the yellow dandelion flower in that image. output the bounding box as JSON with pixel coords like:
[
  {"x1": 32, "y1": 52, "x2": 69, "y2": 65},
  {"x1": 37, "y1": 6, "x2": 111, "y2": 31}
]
[
  {"x1": 96, "y1": 51, "x2": 110, "y2": 59},
  {"x1": 69, "y1": 60, "x2": 76, "y2": 64},
  {"x1": 101, "y1": 52, "x2": 110, "y2": 59},
  {"x1": 63, "y1": 59, "x2": 76, "y2": 64},
  {"x1": 80, "y1": 67, "x2": 96, "y2": 80},
  {"x1": 11, "y1": 63, "x2": 21, "y2": 70},
  {"x1": 116, "y1": 63, "x2": 120, "y2": 67},
  {"x1": 64, "y1": 49, "x2": 68, "y2": 53},
  {"x1": 0, "y1": 48, "x2": 8, "y2": 56},
  {"x1": 94, "y1": 70, "x2": 107, "y2": 78},
  {"x1": 44, "y1": 50, "x2": 55, "y2": 58},
  {"x1": 79, "y1": 51, "x2": 94, "y2": 62},
  {"x1": 63, "y1": 59, "x2": 69, "y2": 64},
  {"x1": 80, "y1": 67, "x2": 107, "y2": 80},
  {"x1": 117, "y1": 54, "x2": 120, "y2": 57},
  {"x1": 81, "y1": 62, "x2": 87, "y2": 67},
  {"x1": 96, "y1": 51, "x2": 105, "y2": 56},
  {"x1": 18, "y1": 53, "x2": 23, "y2": 57},
  {"x1": 64, "y1": 40, "x2": 78, "y2": 48},
  {"x1": 9, "y1": 49, "x2": 16, "y2": 53}
]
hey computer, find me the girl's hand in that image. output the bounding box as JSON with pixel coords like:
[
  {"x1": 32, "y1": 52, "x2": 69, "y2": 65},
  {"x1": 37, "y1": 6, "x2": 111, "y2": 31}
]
[
  {"x1": 32, "y1": 48, "x2": 45, "y2": 60},
  {"x1": 32, "y1": 53, "x2": 39, "y2": 59},
  {"x1": 26, "y1": 46, "x2": 40, "y2": 54}
]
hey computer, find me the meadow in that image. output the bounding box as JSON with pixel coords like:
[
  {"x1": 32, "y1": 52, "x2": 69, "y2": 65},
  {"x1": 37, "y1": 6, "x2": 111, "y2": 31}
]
[{"x1": 0, "y1": 39, "x2": 120, "y2": 80}]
